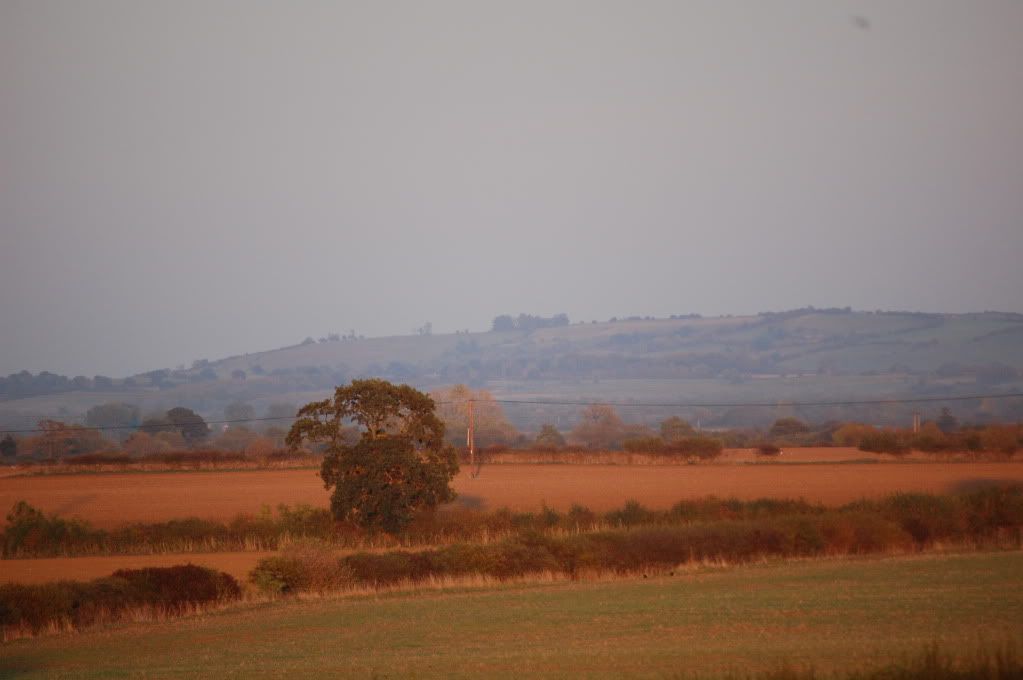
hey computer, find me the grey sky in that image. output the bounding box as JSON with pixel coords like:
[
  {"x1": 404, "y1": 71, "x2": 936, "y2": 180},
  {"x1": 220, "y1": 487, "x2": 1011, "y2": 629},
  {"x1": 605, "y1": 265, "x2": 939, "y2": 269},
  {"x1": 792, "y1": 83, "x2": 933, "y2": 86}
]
[{"x1": 2, "y1": 1, "x2": 1022, "y2": 378}]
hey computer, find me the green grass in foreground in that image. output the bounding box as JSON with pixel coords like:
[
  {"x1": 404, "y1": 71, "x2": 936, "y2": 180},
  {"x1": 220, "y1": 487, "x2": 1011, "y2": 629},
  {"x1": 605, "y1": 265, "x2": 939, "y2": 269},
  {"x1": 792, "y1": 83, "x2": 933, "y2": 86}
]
[{"x1": 2, "y1": 552, "x2": 1022, "y2": 679}]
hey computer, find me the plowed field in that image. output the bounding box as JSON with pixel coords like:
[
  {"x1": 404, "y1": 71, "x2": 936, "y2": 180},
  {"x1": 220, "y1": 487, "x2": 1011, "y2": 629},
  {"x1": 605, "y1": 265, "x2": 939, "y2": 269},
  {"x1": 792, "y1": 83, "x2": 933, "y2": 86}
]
[
  {"x1": 1, "y1": 552, "x2": 272, "y2": 585},
  {"x1": 2, "y1": 459, "x2": 1022, "y2": 528}
]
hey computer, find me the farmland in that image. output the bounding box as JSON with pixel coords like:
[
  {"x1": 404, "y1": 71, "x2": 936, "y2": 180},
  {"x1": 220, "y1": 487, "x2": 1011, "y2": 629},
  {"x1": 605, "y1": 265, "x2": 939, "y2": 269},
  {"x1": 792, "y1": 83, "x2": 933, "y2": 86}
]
[
  {"x1": 3, "y1": 458, "x2": 1023, "y2": 528},
  {"x1": 1, "y1": 551, "x2": 272, "y2": 585},
  {"x1": 3, "y1": 551, "x2": 1021, "y2": 679}
]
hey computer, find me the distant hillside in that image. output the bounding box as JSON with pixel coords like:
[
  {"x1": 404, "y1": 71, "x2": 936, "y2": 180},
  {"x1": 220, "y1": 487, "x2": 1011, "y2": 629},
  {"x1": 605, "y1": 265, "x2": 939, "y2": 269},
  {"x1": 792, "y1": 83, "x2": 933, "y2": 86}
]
[
  {"x1": 3, "y1": 309, "x2": 1022, "y2": 429},
  {"x1": 183, "y1": 308, "x2": 1023, "y2": 385}
]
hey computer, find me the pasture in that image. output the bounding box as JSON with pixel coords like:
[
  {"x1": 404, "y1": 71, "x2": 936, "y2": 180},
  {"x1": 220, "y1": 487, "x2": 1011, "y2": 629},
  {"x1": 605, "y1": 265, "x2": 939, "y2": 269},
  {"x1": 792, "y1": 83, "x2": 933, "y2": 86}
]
[
  {"x1": 2, "y1": 459, "x2": 1023, "y2": 528},
  {"x1": 2, "y1": 551, "x2": 1021, "y2": 679}
]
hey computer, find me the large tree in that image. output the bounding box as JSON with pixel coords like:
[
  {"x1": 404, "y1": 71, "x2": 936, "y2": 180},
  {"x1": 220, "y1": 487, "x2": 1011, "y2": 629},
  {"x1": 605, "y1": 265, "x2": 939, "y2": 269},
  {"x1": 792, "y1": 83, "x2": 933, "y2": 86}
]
[
  {"x1": 85, "y1": 402, "x2": 140, "y2": 441},
  {"x1": 660, "y1": 416, "x2": 695, "y2": 443},
  {"x1": 431, "y1": 384, "x2": 519, "y2": 449},
  {"x1": 570, "y1": 404, "x2": 625, "y2": 450},
  {"x1": 287, "y1": 379, "x2": 458, "y2": 533},
  {"x1": 165, "y1": 407, "x2": 210, "y2": 445}
]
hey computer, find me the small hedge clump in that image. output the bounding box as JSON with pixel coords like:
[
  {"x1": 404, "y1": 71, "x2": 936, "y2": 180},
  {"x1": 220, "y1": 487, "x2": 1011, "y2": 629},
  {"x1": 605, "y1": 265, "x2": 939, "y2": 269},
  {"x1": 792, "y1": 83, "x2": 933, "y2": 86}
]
[
  {"x1": 249, "y1": 539, "x2": 354, "y2": 594},
  {"x1": 2, "y1": 501, "x2": 94, "y2": 558},
  {"x1": 0, "y1": 565, "x2": 241, "y2": 635}
]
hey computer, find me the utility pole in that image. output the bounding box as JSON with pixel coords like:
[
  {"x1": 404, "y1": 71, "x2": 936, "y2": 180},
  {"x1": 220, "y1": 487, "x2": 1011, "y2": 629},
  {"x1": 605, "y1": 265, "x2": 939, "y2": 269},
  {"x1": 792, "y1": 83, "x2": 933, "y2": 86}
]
[
  {"x1": 912, "y1": 412, "x2": 921, "y2": 434},
  {"x1": 467, "y1": 399, "x2": 476, "y2": 478}
]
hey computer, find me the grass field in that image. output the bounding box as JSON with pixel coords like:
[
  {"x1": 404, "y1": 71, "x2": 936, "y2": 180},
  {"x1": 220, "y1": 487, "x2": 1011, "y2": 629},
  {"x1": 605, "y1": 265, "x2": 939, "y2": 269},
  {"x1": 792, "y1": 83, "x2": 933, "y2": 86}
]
[
  {"x1": 2, "y1": 551, "x2": 1021, "y2": 679},
  {"x1": 3, "y1": 460, "x2": 1023, "y2": 528}
]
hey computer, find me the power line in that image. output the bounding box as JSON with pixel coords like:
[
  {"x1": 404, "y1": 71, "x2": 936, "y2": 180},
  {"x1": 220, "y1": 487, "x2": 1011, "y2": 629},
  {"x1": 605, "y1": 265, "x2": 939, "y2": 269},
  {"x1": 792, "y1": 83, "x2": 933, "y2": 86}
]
[
  {"x1": 1, "y1": 391, "x2": 1020, "y2": 435},
  {"x1": 0, "y1": 415, "x2": 299, "y2": 435},
  {"x1": 487, "y1": 392, "x2": 1023, "y2": 409}
]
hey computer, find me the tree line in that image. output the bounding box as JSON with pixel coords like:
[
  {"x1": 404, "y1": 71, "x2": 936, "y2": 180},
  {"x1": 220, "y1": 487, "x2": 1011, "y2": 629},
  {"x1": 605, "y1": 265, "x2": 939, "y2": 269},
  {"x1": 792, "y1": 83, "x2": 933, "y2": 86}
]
[{"x1": 2, "y1": 387, "x2": 1021, "y2": 464}]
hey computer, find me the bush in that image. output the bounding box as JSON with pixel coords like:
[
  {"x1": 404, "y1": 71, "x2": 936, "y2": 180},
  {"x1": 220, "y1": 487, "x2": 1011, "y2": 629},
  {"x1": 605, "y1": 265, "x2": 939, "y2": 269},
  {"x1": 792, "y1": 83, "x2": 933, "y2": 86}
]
[
  {"x1": 63, "y1": 453, "x2": 134, "y2": 465},
  {"x1": 622, "y1": 437, "x2": 666, "y2": 454},
  {"x1": 874, "y1": 493, "x2": 966, "y2": 545},
  {"x1": 668, "y1": 436, "x2": 724, "y2": 460},
  {"x1": 0, "y1": 565, "x2": 241, "y2": 634},
  {"x1": 250, "y1": 539, "x2": 353, "y2": 594},
  {"x1": 3, "y1": 501, "x2": 99, "y2": 558},
  {"x1": 859, "y1": 430, "x2": 910, "y2": 455},
  {"x1": 111, "y1": 564, "x2": 241, "y2": 608},
  {"x1": 606, "y1": 500, "x2": 657, "y2": 527}
]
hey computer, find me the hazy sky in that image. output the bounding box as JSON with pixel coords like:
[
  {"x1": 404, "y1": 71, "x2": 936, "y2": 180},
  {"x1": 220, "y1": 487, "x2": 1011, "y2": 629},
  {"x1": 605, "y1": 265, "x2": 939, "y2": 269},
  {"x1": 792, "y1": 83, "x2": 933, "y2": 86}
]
[{"x1": 2, "y1": 1, "x2": 1022, "y2": 378}]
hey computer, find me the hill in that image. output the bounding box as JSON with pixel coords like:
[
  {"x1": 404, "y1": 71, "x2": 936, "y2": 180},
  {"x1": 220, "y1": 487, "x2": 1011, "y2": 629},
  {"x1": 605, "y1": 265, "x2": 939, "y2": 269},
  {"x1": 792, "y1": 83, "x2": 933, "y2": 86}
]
[{"x1": 2, "y1": 309, "x2": 1022, "y2": 430}]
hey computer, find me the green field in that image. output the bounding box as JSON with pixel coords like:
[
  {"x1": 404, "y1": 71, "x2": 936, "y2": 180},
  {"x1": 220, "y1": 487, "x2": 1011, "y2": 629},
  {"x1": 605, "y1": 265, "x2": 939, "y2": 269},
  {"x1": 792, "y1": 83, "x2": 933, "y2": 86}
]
[{"x1": 3, "y1": 551, "x2": 1022, "y2": 679}]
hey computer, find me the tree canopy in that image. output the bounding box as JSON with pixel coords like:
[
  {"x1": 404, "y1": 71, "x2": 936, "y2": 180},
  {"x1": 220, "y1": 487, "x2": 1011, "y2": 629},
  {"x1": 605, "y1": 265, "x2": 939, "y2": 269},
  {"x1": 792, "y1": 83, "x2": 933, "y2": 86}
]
[
  {"x1": 287, "y1": 379, "x2": 458, "y2": 533},
  {"x1": 430, "y1": 384, "x2": 518, "y2": 449},
  {"x1": 570, "y1": 404, "x2": 625, "y2": 450}
]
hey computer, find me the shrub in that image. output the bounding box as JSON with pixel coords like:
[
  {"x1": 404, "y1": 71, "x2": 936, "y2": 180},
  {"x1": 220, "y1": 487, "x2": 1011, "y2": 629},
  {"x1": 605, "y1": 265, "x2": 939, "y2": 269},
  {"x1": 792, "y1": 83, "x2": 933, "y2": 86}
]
[
  {"x1": 111, "y1": 565, "x2": 241, "y2": 609},
  {"x1": 250, "y1": 539, "x2": 352, "y2": 594},
  {"x1": 606, "y1": 500, "x2": 657, "y2": 527},
  {"x1": 859, "y1": 430, "x2": 910, "y2": 456},
  {"x1": 63, "y1": 453, "x2": 133, "y2": 465},
  {"x1": 960, "y1": 484, "x2": 1023, "y2": 536},
  {"x1": 980, "y1": 425, "x2": 1020, "y2": 456},
  {"x1": 566, "y1": 504, "x2": 598, "y2": 531},
  {"x1": 668, "y1": 436, "x2": 724, "y2": 460},
  {"x1": 0, "y1": 565, "x2": 240, "y2": 634},
  {"x1": 622, "y1": 437, "x2": 665, "y2": 454},
  {"x1": 874, "y1": 493, "x2": 965, "y2": 545},
  {"x1": 3, "y1": 501, "x2": 99, "y2": 558}
]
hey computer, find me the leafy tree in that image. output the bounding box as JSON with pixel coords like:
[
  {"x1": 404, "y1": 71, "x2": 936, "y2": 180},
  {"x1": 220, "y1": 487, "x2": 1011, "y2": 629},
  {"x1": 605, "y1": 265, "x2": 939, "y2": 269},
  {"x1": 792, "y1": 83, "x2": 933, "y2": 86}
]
[
  {"x1": 85, "y1": 402, "x2": 140, "y2": 440},
  {"x1": 34, "y1": 420, "x2": 109, "y2": 459},
  {"x1": 92, "y1": 375, "x2": 114, "y2": 390},
  {"x1": 491, "y1": 315, "x2": 516, "y2": 332},
  {"x1": 431, "y1": 385, "x2": 518, "y2": 448},
  {"x1": 165, "y1": 407, "x2": 210, "y2": 445},
  {"x1": 769, "y1": 417, "x2": 810, "y2": 438},
  {"x1": 570, "y1": 404, "x2": 625, "y2": 450},
  {"x1": 936, "y1": 408, "x2": 959, "y2": 434},
  {"x1": 196, "y1": 367, "x2": 218, "y2": 382},
  {"x1": 140, "y1": 415, "x2": 173, "y2": 435},
  {"x1": 213, "y1": 426, "x2": 258, "y2": 452},
  {"x1": 266, "y1": 402, "x2": 297, "y2": 420},
  {"x1": 224, "y1": 401, "x2": 255, "y2": 424},
  {"x1": 287, "y1": 379, "x2": 458, "y2": 533},
  {"x1": 123, "y1": 432, "x2": 162, "y2": 456},
  {"x1": 660, "y1": 416, "x2": 695, "y2": 443},
  {"x1": 534, "y1": 424, "x2": 566, "y2": 449},
  {"x1": 0, "y1": 435, "x2": 16, "y2": 459}
]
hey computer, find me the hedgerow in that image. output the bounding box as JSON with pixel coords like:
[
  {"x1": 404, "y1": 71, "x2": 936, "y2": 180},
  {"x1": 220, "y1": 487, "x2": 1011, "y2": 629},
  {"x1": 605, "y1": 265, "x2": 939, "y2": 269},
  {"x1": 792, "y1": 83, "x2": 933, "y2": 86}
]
[
  {"x1": 249, "y1": 486, "x2": 1023, "y2": 593},
  {"x1": 6, "y1": 487, "x2": 1022, "y2": 560},
  {"x1": 0, "y1": 565, "x2": 241, "y2": 635}
]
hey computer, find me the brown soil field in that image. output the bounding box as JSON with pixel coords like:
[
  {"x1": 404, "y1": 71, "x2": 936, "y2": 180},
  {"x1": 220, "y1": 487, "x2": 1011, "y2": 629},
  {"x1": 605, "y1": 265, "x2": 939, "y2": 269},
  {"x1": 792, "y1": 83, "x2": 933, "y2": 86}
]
[
  {"x1": 488, "y1": 446, "x2": 900, "y2": 465},
  {"x1": 2, "y1": 457, "x2": 1023, "y2": 528},
  {"x1": 1, "y1": 551, "x2": 273, "y2": 585}
]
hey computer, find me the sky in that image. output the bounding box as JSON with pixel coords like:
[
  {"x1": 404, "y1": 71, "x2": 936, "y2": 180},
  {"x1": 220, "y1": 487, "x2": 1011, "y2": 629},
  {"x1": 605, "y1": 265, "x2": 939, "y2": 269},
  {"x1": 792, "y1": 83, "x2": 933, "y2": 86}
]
[{"x1": 2, "y1": 1, "x2": 1022, "y2": 378}]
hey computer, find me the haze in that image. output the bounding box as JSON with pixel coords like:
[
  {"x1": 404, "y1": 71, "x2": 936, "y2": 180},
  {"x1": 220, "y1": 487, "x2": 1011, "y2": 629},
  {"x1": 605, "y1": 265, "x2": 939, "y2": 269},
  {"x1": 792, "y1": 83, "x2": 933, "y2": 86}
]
[{"x1": 2, "y1": 1, "x2": 1022, "y2": 378}]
